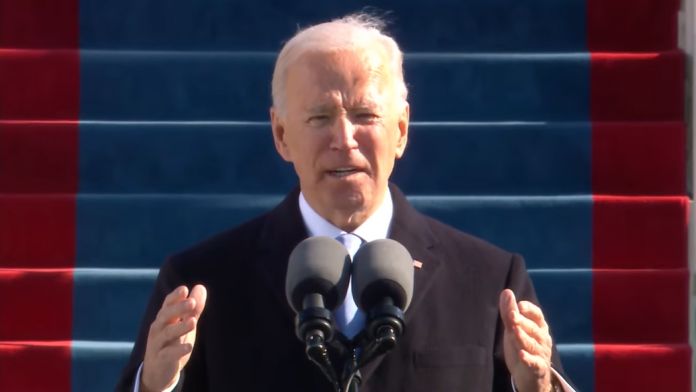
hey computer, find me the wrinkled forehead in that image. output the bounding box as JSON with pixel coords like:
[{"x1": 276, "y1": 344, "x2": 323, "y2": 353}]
[{"x1": 285, "y1": 47, "x2": 395, "y2": 108}]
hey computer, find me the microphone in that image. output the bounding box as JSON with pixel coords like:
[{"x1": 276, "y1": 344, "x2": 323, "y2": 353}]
[
  {"x1": 286, "y1": 236, "x2": 352, "y2": 389},
  {"x1": 351, "y1": 239, "x2": 414, "y2": 368}
]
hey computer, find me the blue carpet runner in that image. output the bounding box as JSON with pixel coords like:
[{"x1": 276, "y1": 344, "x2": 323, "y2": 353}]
[{"x1": 0, "y1": 0, "x2": 690, "y2": 391}]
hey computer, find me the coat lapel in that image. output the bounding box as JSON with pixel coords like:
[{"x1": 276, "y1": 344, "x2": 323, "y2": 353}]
[
  {"x1": 255, "y1": 186, "x2": 310, "y2": 320},
  {"x1": 387, "y1": 186, "x2": 443, "y2": 324},
  {"x1": 357, "y1": 184, "x2": 444, "y2": 383}
]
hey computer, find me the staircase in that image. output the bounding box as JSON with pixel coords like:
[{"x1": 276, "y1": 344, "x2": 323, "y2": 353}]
[{"x1": 0, "y1": 0, "x2": 691, "y2": 391}]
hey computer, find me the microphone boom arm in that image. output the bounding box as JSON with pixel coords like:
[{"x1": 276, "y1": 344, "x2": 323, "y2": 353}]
[{"x1": 296, "y1": 294, "x2": 341, "y2": 391}]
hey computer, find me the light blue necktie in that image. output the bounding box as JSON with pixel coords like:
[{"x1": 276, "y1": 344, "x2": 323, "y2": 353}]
[{"x1": 334, "y1": 233, "x2": 365, "y2": 339}]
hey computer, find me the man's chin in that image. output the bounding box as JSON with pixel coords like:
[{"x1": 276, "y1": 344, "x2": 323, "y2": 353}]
[{"x1": 326, "y1": 185, "x2": 371, "y2": 211}]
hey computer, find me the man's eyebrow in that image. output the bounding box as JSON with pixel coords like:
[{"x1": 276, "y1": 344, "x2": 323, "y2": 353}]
[
  {"x1": 349, "y1": 97, "x2": 382, "y2": 108},
  {"x1": 354, "y1": 102, "x2": 380, "y2": 110}
]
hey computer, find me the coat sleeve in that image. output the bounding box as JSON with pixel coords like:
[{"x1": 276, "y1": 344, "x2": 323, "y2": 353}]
[
  {"x1": 492, "y1": 254, "x2": 577, "y2": 392},
  {"x1": 113, "y1": 257, "x2": 208, "y2": 392}
]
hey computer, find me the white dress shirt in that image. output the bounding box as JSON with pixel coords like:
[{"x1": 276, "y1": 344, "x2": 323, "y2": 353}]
[
  {"x1": 299, "y1": 188, "x2": 394, "y2": 244},
  {"x1": 134, "y1": 188, "x2": 575, "y2": 392}
]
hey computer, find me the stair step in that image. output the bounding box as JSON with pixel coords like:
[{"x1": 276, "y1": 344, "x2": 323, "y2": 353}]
[
  {"x1": 1, "y1": 50, "x2": 683, "y2": 122},
  {"x1": 0, "y1": 341, "x2": 690, "y2": 392},
  {"x1": 0, "y1": 267, "x2": 688, "y2": 346},
  {"x1": 79, "y1": 50, "x2": 682, "y2": 122},
  {"x1": 1, "y1": 195, "x2": 687, "y2": 270},
  {"x1": 0, "y1": 341, "x2": 72, "y2": 392},
  {"x1": 0, "y1": 121, "x2": 684, "y2": 196},
  {"x1": 75, "y1": 0, "x2": 679, "y2": 53}
]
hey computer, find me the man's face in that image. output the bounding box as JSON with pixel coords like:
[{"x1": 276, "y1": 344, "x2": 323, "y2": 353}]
[{"x1": 270, "y1": 47, "x2": 409, "y2": 228}]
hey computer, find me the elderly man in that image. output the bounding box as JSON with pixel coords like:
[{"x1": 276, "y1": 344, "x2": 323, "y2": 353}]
[{"x1": 115, "y1": 13, "x2": 576, "y2": 392}]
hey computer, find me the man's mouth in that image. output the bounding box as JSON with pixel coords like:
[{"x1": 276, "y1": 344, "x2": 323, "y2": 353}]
[{"x1": 329, "y1": 167, "x2": 361, "y2": 177}]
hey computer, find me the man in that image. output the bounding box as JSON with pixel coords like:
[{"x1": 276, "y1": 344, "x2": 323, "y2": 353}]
[{"x1": 115, "y1": 13, "x2": 576, "y2": 392}]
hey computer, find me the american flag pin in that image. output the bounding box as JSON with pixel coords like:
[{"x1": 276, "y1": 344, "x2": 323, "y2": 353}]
[{"x1": 413, "y1": 260, "x2": 423, "y2": 269}]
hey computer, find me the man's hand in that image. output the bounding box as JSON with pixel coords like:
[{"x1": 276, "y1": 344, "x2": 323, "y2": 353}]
[
  {"x1": 140, "y1": 285, "x2": 207, "y2": 392},
  {"x1": 500, "y1": 289, "x2": 553, "y2": 392}
]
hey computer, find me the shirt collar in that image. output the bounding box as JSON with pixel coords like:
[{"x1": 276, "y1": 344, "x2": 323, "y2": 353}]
[{"x1": 298, "y1": 188, "x2": 393, "y2": 242}]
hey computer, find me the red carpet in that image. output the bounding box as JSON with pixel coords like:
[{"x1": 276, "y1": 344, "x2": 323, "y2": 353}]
[{"x1": 0, "y1": 0, "x2": 79, "y2": 390}]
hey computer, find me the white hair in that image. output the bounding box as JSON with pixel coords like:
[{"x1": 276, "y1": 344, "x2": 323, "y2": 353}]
[{"x1": 271, "y1": 12, "x2": 409, "y2": 118}]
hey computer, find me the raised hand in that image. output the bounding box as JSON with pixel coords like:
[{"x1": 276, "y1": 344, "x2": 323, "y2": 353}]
[
  {"x1": 499, "y1": 289, "x2": 553, "y2": 392},
  {"x1": 140, "y1": 285, "x2": 207, "y2": 392}
]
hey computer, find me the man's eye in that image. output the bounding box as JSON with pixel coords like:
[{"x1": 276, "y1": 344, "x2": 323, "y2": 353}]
[{"x1": 356, "y1": 113, "x2": 379, "y2": 122}]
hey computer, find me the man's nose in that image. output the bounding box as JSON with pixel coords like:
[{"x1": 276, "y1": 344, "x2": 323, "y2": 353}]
[{"x1": 329, "y1": 117, "x2": 359, "y2": 151}]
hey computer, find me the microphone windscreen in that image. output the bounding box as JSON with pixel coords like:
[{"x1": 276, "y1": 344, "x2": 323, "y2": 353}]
[
  {"x1": 285, "y1": 236, "x2": 352, "y2": 312},
  {"x1": 351, "y1": 239, "x2": 414, "y2": 312}
]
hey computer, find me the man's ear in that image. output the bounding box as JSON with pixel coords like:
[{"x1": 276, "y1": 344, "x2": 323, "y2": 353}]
[
  {"x1": 394, "y1": 102, "x2": 409, "y2": 159},
  {"x1": 270, "y1": 107, "x2": 292, "y2": 162}
]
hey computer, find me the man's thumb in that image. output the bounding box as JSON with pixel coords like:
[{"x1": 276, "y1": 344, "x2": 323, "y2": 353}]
[
  {"x1": 499, "y1": 289, "x2": 519, "y2": 331},
  {"x1": 190, "y1": 285, "x2": 208, "y2": 317}
]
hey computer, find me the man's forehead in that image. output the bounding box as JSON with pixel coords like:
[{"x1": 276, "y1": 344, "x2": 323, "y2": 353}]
[
  {"x1": 291, "y1": 52, "x2": 391, "y2": 88},
  {"x1": 305, "y1": 95, "x2": 383, "y2": 112},
  {"x1": 291, "y1": 46, "x2": 389, "y2": 77}
]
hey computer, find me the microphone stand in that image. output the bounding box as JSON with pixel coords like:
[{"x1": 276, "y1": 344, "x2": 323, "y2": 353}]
[
  {"x1": 343, "y1": 371, "x2": 361, "y2": 392},
  {"x1": 298, "y1": 297, "x2": 406, "y2": 392},
  {"x1": 339, "y1": 345, "x2": 361, "y2": 392},
  {"x1": 337, "y1": 299, "x2": 406, "y2": 392}
]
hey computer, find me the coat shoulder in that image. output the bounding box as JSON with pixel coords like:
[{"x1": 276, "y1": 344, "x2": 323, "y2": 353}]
[
  {"x1": 421, "y1": 214, "x2": 516, "y2": 271},
  {"x1": 164, "y1": 212, "x2": 271, "y2": 278}
]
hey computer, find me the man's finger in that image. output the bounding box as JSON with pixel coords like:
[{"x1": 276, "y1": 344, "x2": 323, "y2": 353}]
[
  {"x1": 163, "y1": 286, "x2": 189, "y2": 307},
  {"x1": 189, "y1": 285, "x2": 208, "y2": 319},
  {"x1": 515, "y1": 326, "x2": 540, "y2": 356},
  {"x1": 153, "y1": 297, "x2": 196, "y2": 332},
  {"x1": 158, "y1": 317, "x2": 197, "y2": 349},
  {"x1": 518, "y1": 301, "x2": 549, "y2": 331},
  {"x1": 512, "y1": 312, "x2": 549, "y2": 348},
  {"x1": 516, "y1": 304, "x2": 553, "y2": 349},
  {"x1": 162, "y1": 298, "x2": 196, "y2": 323},
  {"x1": 514, "y1": 326, "x2": 551, "y2": 360},
  {"x1": 499, "y1": 289, "x2": 519, "y2": 331}
]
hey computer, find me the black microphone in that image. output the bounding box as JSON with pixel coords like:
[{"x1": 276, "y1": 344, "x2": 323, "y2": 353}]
[
  {"x1": 351, "y1": 239, "x2": 414, "y2": 368},
  {"x1": 285, "y1": 236, "x2": 352, "y2": 389}
]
